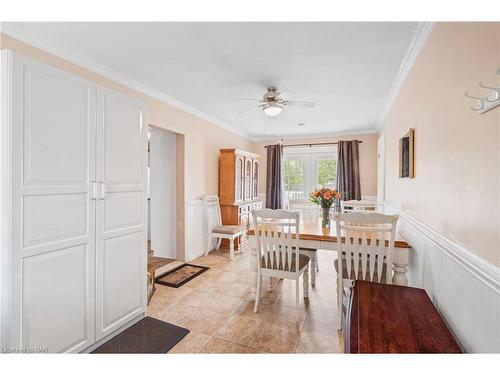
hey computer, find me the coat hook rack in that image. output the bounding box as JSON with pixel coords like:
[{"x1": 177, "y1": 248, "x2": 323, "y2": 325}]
[{"x1": 464, "y1": 68, "x2": 500, "y2": 113}]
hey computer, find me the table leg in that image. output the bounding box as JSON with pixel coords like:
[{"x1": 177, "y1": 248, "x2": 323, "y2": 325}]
[
  {"x1": 392, "y1": 263, "x2": 408, "y2": 286},
  {"x1": 310, "y1": 254, "x2": 317, "y2": 286}
]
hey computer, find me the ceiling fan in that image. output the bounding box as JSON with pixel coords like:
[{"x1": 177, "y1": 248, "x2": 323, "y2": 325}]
[{"x1": 240, "y1": 87, "x2": 315, "y2": 117}]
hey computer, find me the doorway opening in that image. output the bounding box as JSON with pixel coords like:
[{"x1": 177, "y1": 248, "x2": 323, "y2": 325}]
[{"x1": 147, "y1": 126, "x2": 185, "y2": 279}]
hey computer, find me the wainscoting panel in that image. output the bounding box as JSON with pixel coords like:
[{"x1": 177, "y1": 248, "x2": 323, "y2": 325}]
[
  {"x1": 384, "y1": 204, "x2": 500, "y2": 353},
  {"x1": 185, "y1": 200, "x2": 206, "y2": 262}
]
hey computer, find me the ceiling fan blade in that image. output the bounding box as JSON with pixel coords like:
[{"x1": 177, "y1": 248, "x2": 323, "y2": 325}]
[
  {"x1": 239, "y1": 98, "x2": 263, "y2": 102},
  {"x1": 282, "y1": 100, "x2": 315, "y2": 108},
  {"x1": 239, "y1": 104, "x2": 264, "y2": 114}
]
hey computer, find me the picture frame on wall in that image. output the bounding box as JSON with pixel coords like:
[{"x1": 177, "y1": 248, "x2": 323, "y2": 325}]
[{"x1": 399, "y1": 128, "x2": 415, "y2": 178}]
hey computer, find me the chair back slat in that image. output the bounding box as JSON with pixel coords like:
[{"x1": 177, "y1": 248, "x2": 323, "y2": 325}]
[
  {"x1": 335, "y1": 212, "x2": 398, "y2": 284},
  {"x1": 289, "y1": 198, "x2": 320, "y2": 222},
  {"x1": 202, "y1": 195, "x2": 223, "y2": 250},
  {"x1": 252, "y1": 209, "x2": 300, "y2": 273}
]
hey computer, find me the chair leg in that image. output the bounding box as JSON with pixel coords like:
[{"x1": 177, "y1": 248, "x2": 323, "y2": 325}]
[
  {"x1": 229, "y1": 238, "x2": 235, "y2": 259},
  {"x1": 295, "y1": 279, "x2": 300, "y2": 307},
  {"x1": 205, "y1": 236, "x2": 213, "y2": 256},
  {"x1": 254, "y1": 274, "x2": 262, "y2": 313},
  {"x1": 337, "y1": 279, "x2": 343, "y2": 330},
  {"x1": 216, "y1": 238, "x2": 222, "y2": 250},
  {"x1": 303, "y1": 266, "x2": 310, "y2": 299},
  {"x1": 315, "y1": 252, "x2": 319, "y2": 272}
]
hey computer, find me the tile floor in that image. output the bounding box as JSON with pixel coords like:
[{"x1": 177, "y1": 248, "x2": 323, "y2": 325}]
[{"x1": 147, "y1": 248, "x2": 343, "y2": 353}]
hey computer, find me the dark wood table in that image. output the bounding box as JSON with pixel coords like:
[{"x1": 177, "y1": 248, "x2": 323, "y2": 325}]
[{"x1": 345, "y1": 281, "x2": 462, "y2": 353}]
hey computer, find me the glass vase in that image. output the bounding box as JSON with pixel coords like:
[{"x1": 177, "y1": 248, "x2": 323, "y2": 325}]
[{"x1": 321, "y1": 206, "x2": 331, "y2": 227}]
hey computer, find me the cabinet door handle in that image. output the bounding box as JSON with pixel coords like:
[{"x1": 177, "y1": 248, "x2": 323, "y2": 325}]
[
  {"x1": 99, "y1": 181, "x2": 105, "y2": 200},
  {"x1": 91, "y1": 181, "x2": 97, "y2": 200}
]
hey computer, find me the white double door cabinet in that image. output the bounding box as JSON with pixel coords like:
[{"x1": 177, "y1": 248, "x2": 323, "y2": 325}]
[{"x1": 1, "y1": 52, "x2": 148, "y2": 353}]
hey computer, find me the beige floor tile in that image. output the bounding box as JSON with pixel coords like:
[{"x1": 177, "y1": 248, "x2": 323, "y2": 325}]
[
  {"x1": 215, "y1": 315, "x2": 263, "y2": 346},
  {"x1": 158, "y1": 249, "x2": 345, "y2": 353},
  {"x1": 201, "y1": 337, "x2": 249, "y2": 353},
  {"x1": 302, "y1": 311, "x2": 339, "y2": 337},
  {"x1": 295, "y1": 331, "x2": 341, "y2": 353},
  {"x1": 235, "y1": 300, "x2": 273, "y2": 321},
  {"x1": 182, "y1": 312, "x2": 229, "y2": 336},
  {"x1": 161, "y1": 302, "x2": 197, "y2": 326},
  {"x1": 177, "y1": 289, "x2": 215, "y2": 308},
  {"x1": 266, "y1": 304, "x2": 308, "y2": 329},
  {"x1": 210, "y1": 293, "x2": 245, "y2": 313},
  {"x1": 250, "y1": 289, "x2": 282, "y2": 305},
  {"x1": 251, "y1": 322, "x2": 301, "y2": 353},
  {"x1": 168, "y1": 331, "x2": 212, "y2": 353}
]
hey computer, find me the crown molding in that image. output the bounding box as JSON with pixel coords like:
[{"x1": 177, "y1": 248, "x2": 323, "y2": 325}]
[
  {"x1": 249, "y1": 127, "x2": 377, "y2": 142},
  {"x1": 375, "y1": 22, "x2": 435, "y2": 131},
  {"x1": 0, "y1": 24, "x2": 252, "y2": 140}
]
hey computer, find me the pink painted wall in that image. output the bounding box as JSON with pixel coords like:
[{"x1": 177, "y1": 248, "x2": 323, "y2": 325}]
[{"x1": 381, "y1": 22, "x2": 500, "y2": 266}]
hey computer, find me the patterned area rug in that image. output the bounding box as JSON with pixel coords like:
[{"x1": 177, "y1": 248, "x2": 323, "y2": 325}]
[
  {"x1": 91, "y1": 317, "x2": 189, "y2": 353},
  {"x1": 155, "y1": 264, "x2": 209, "y2": 288}
]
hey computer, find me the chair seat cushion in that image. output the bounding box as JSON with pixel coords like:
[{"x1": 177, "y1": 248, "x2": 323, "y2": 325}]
[
  {"x1": 334, "y1": 257, "x2": 388, "y2": 283},
  {"x1": 212, "y1": 225, "x2": 245, "y2": 235},
  {"x1": 261, "y1": 252, "x2": 310, "y2": 271}
]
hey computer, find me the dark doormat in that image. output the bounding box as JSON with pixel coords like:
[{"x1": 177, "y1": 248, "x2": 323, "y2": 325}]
[
  {"x1": 91, "y1": 317, "x2": 189, "y2": 353},
  {"x1": 155, "y1": 263, "x2": 209, "y2": 288}
]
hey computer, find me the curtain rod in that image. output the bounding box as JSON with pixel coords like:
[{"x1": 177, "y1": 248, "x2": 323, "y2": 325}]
[{"x1": 264, "y1": 140, "x2": 363, "y2": 148}]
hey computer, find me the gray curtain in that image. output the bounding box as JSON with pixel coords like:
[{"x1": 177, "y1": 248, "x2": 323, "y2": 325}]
[
  {"x1": 265, "y1": 144, "x2": 283, "y2": 209},
  {"x1": 336, "y1": 140, "x2": 361, "y2": 201}
]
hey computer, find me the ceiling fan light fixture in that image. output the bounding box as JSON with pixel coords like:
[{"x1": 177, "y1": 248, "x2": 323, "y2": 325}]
[{"x1": 263, "y1": 103, "x2": 283, "y2": 117}]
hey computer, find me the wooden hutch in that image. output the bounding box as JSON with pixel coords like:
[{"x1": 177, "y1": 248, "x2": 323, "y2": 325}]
[{"x1": 219, "y1": 148, "x2": 263, "y2": 249}]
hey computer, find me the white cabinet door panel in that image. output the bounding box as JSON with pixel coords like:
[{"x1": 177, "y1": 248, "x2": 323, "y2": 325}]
[
  {"x1": 21, "y1": 61, "x2": 90, "y2": 186},
  {"x1": 8, "y1": 54, "x2": 96, "y2": 352},
  {"x1": 102, "y1": 94, "x2": 143, "y2": 185},
  {"x1": 22, "y1": 245, "x2": 90, "y2": 353},
  {"x1": 99, "y1": 232, "x2": 143, "y2": 335},
  {"x1": 23, "y1": 193, "x2": 87, "y2": 247},
  {"x1": 95, "y1": 88, "x2": 147, "y2": 340},
  {"x1": 104, "y1": 191, "x2": 143, "y2": 232}
]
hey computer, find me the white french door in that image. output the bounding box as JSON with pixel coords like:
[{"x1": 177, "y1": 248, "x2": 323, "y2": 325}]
[
  {"x1": 8, "y1": 54, "x2": 97, "y2": 353},
  {"x1": 95, "y1": 88, "x2": 147, "y2": 340},
  {"x1": 283, "y1": 147, "x2": 337, "y2": 204}
]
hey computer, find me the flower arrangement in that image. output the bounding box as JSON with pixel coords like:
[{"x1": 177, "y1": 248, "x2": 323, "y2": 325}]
[
  {"x1": 310, "y1": 188, "x2": 342, "y2": 227},
  {"x1": 309, "y1": 187, "x2": 341, "y2": 208}
]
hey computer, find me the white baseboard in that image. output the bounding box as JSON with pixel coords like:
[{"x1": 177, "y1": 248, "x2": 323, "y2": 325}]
[{"x1": 384, "y1": 203, "x2": 500, "y2": 353}]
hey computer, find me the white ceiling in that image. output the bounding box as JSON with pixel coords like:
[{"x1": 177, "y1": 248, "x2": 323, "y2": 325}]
[{"x1": 3, "y1": 22, "x2": 421, "y2": 139}]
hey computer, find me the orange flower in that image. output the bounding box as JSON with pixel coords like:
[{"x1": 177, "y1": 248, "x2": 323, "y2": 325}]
[{"x1": 324, "y1": 192, "x2": 332, "y2": 200}]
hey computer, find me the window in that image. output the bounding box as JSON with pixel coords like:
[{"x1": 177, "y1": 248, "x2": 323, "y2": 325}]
[
  {"x1": 283, "y1": 147, "x2": 337, "y2": 204},
  {"x1": 284, "y1": 159, "x2": 305, "y2": 200}
]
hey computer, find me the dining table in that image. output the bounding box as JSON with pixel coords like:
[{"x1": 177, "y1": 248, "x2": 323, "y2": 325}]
[{"x1": 246, "y1": 217, "x2": 412, "y2": 290}]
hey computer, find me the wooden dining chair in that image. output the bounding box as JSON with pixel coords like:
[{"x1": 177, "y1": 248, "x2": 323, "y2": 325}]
[
  {"x1": 251, "y1": 209, "x2": 310, "y2": 313},
  {"x1": 289, "y1": 198, "x2": 320, "y2": 285},
  {"x1": 202, "y1": 195, "x2": 246, "y2": 259},
  {"x1": 334, "y1": 212, "x2": 399, "y2": 330}
]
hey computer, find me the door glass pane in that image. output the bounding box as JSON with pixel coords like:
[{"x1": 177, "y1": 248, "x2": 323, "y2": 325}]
[
  {"x1": 284, "y1": 159, "x2": 305, "y2": 200},
  {"x1": 317, "y1": 159, "x2": 337, "y2": 188},
  {"x1": 253, "y1": 162, "x2": 258, "y2": 198},
  {"x1": 245, "y1": 160, "x2": 252, "y2": 199},
  {"x1": 236, "y1": 159, "x2": 243, "y2": 200}
]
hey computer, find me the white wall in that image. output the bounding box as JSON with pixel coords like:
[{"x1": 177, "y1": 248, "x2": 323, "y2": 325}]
[{"x1": 149, "y1": 127, "x2": 177, "y2": 259}]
